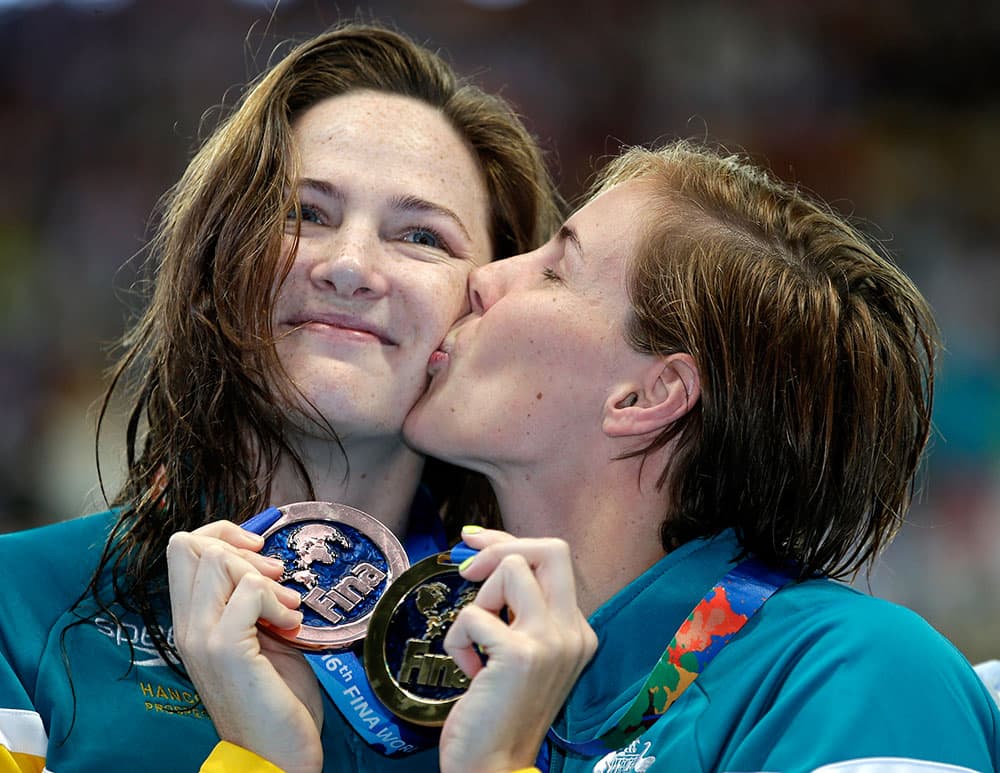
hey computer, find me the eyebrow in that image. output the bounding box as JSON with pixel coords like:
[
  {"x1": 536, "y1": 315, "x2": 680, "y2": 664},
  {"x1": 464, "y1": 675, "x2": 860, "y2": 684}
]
[
  {"x1": 300, "y1": 178, "x2": 344, "y2": 201},
  {"x1": 558, "y1": 224, "x2": 583, "y2": 259},
  {"x1": 390, "y1": 194, "x2": 473, "y2": 243}
]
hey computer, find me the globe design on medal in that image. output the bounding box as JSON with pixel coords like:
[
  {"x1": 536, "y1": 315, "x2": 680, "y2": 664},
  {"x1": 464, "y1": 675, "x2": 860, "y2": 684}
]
[
  {"x1": 366, "y1": 552, "x2": 482, "y2": 725},
  {"x1": 258, "y1": 501, "x2": 408, "y2": 651},
  {"x1": 384, "y1": 568, "x2": 477, "y2": 701},
  {"x1": 413, "y1": 581, "x2": 478, "y2": 642},
  {"x1": 280, "y1": 523, "x2": 352, "y2": 589}
]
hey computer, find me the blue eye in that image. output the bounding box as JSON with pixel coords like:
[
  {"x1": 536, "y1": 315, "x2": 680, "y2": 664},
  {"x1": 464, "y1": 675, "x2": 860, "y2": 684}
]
[
  {"x1": 287, "y1": 204, "x2": 324, "y2": 224},
  {"x1": 402, "y1": 227, "x2": 447, "y2": 251}
]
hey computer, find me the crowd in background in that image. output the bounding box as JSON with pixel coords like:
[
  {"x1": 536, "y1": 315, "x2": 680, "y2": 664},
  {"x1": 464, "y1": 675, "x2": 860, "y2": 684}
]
[{"x1": 1, "y1": 0, "x2": 997, "y2": 661}]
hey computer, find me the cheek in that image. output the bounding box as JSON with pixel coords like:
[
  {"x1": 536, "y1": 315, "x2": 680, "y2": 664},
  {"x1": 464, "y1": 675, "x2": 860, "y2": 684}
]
[
  {"x1": 270, "y1": 246, "x2": 306, "y2": 311},
  {"x1": 410, "y1": 267, "x2": 474, "y2": 336},
  {"x1": 495, "y1": 322, "x2": 598, "y2": 410},
  {"x1": 277, "y1": 235, "x2": 305, "y2": 275}
]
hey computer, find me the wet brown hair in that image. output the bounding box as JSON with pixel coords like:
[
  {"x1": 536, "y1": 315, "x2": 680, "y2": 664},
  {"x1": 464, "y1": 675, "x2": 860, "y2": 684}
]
[
  {"x1": 87, "y1": 22, "x2": 561, "y2": 663},
  {"x1": 593, "y1": 141, "x2": 938, "y2": 579}
]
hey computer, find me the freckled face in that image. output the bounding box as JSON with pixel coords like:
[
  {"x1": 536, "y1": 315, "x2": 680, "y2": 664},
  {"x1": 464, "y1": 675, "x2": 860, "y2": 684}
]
[
  {"x1": 404, "y1": 182, "x2": 647, "y2": 473},
  {"x1": 272, "y1": 91, "x2": 492, "y2": 440}
]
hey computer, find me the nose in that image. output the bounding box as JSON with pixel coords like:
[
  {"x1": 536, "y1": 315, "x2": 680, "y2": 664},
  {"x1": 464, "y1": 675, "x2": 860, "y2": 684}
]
[
  {"x1": 467, "y1": 260, "x2": 501, "y2": 315},
  {"x1": 309, "y1": 224, "x2": 389, "y2": 299},
  {"x1": 468, "y1": 250, "x2": 537, "y2": 314}
]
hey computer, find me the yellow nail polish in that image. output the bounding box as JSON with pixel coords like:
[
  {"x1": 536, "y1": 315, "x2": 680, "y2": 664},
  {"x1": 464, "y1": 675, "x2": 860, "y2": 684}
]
[
  {"x1": 461, "y1": 524, "x2": 483, "y2": 535},
  {"x1": 458, "y1": 556, "x2": 475, "y2": 572}
]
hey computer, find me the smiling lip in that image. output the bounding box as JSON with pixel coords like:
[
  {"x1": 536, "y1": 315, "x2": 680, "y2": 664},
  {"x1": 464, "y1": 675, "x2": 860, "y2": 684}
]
[{"x1": 286, "y1": 313, "x2": 395, "y2": 345}]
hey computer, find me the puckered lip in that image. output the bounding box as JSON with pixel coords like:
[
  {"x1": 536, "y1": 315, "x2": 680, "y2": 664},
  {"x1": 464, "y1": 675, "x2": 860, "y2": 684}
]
[
  {"x1": 426, "y1": 332, "x2": 456, "y2": 375},
  {"x1": 283, "y1": 312, "x2": 396, "y2": 345},
  {"x1": 433, "y1": 328, "x2": 460, "y2": 357}
]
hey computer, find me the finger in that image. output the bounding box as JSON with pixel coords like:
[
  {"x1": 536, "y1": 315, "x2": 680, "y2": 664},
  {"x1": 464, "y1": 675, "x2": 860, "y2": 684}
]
[
  {"x1": 166, "y1": 531, "x2": 202, "y2": 642},
  {"x1": 171, "y1": 533, "x2": 299, "y2": 618},
  {"x1": 191, "y1": 519, "x2": 266, "y2": 550},
  {"x1": 458, "y1": 537, "x2": 570, "y2": 581},
  {"x1": 459, "y1": 539, "x2": 579, "y2": 622},
  {"x1": 183, "y1": 544, "x2": 298, "y2": 648},
  {"x1": 171, "y1": 527, "x2": 285, "y2": 580},
  {"x1": 169, "y1": 533, "x2": 288, "y2": 642},
  {"x1": 471, "y1": 554, "x2": 547, "y2": 631},
  {"x1": 181, "y1": 543, "x2": 248, "y2": 647},
  {"x1": 220, "y1": 572, "x2": 304, "y2": 636},
  {"x1": 453, "y1": 568, "x2": 596, "y2": 687},
  {"x1": 456, "y1": 526, "x2": 516, "y2": 551},
  {"x1": 191, "y1": 522, "x2": 285, "y2": 578},
  {"x1": 241, "y1": 548, "x2": 286, "y2": 580},
  {"x1": 200, "y1": 546, "x2": 302, "y2": 611},
  {"x1": 443, "y1": 604, "x2": 509, "y2": 679}
]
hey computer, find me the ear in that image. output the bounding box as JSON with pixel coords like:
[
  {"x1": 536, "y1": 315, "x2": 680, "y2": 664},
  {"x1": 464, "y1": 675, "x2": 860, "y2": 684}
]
[{"x1": 602, "y1": 353, "x2": 700, "y2": 438}]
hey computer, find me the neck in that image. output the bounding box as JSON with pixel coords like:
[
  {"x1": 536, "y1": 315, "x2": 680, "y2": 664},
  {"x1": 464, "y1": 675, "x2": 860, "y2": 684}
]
[
  {"x1": 267, "y1": 432, "x2": 425, "y2": 538},
  {"x1": 488, "y1": 452, "x2": 669, "y2": 617}
]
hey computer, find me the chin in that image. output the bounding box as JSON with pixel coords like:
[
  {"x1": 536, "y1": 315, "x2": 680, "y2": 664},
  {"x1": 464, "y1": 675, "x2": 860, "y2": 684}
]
[
  {"x1": 403, "y1": 402, "x2": 458, "y2": 458},
  {"x1": 406, "y1": 418, "x2": 494, "y2": 481},
  {"x1": 401, "y1": 407, "x2": 436, "y2": 455}
]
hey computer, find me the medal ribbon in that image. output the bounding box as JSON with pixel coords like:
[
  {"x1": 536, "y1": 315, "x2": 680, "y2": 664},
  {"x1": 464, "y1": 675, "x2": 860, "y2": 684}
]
[
  {"x1": 241, "y1": 494, "x2": 447, "y2": 757},
  {"x1": 541, "y1": 556, "x2": 796, "y2": 764}
]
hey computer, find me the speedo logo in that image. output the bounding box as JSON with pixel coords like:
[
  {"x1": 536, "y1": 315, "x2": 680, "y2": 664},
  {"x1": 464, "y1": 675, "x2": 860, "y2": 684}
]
[{"x1": 92, "y1": 616, "x2": 178, "y2": 667}]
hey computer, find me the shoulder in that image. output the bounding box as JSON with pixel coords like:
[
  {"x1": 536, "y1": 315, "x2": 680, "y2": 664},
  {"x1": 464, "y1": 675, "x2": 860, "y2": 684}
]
[
  {"x1": 752, "y1": 578, "x2": 980, "y2": 681},
  {"x1": 750, "y1": 579, "x2": 999, "y2": 744},
  {"x1": 0, "y1": 511, "x2": 121, "y2": 711},
  {"x1": 693, "y1": 579, "x2": 1000, "y2": 769},
  {"x1": 0, "y1": 510, "x2": 116, "y2": 563},
  {"x1": 0, "y1": 510, "x2": 119, "y2": 617},
  {"x1": 764, "y1": 578, "x2": 963, "y2": 658},
  {"x1": 0, "y1": 510, "x2": 117, "y2": 546}
]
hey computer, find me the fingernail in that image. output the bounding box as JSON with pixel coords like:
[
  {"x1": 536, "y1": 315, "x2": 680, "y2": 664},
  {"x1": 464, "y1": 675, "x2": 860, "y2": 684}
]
[
  {"x1": 461, "y1": 525, "x2": 483, "y2": 536},
  {"x1": 458, "y1": 555, "x2": 475, "y2": 573}
]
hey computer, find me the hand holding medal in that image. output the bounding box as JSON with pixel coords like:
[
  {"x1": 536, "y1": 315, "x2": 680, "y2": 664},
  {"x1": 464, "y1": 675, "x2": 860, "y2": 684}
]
[
  {"x1": 247, "y1": 508, "x2": 597, "y2": 771},
  {"x1": 436, "y1": 527, "x2": 598, "y2": 773},
  {"x1": 168, "y1": 504, "x2": 596, "y2": 773},
  {"x1": 166, "y1": 515, "x2": 324, "y2": 773},
  {"x1": 168, "y1": 501, "x2": 449, "y2": 772},
  {"x1": 254, "y1": 502, "x2": 494, "y2": 738}
]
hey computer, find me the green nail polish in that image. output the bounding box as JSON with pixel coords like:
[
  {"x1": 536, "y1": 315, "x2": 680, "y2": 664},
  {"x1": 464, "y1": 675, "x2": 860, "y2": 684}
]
[
  {"x1": 458, "y1": 556, "x2": 475, "y2": 572},
  {"x1": 461, "y1": 524, "x2": 483, "y2": 535}
]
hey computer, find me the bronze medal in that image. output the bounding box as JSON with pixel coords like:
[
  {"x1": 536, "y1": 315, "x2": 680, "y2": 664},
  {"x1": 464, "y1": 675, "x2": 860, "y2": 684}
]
[
  {"x1": 364, "y1": 553, "x2": 480, "y2": 726},
  {"x1": 259, "y1": 501, "x2": 409, "y2": 651}
]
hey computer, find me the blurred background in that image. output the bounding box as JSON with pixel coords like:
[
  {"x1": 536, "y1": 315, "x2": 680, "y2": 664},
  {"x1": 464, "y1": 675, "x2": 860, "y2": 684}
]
[{"x1": 1, "y1": 0, "x2": 998, "y2": 661}]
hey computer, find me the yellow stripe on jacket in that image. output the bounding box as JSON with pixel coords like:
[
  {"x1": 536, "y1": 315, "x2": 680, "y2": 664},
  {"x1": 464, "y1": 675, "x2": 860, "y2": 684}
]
[
  {"x1": 200, "y1": 742, "x2": 284, "y2": 773},
  {"x1": 0, "y1": 708, "x2": 47, "y2": 773}
]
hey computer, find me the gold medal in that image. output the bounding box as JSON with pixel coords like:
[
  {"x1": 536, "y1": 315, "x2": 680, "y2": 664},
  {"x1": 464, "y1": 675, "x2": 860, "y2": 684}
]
[{"x1": 364, "y1": 552, "x2": 480, "y2": 726}]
